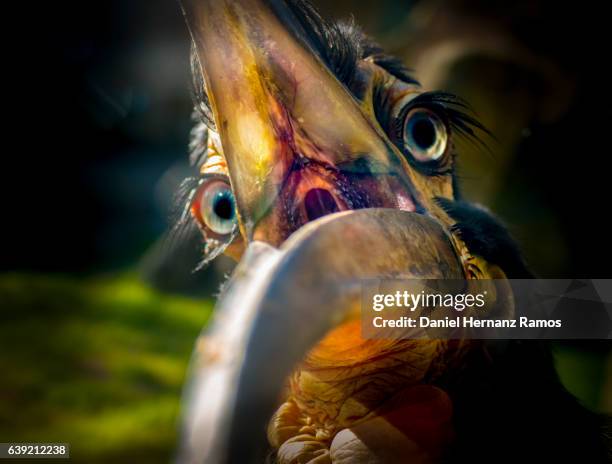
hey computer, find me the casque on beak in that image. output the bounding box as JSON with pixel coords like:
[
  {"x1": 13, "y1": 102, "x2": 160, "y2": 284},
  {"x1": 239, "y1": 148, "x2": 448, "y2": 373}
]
[{"x1": 182, "y1": 0, "x2": 419, "y2": 246}]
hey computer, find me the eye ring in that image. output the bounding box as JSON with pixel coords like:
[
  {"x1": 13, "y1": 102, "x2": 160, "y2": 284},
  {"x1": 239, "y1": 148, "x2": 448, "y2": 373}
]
[
  {"x1": 191, "y1": 178, "x2": 237, "y2": 237},
  {"x1": 401, "y1": 108, "x2": 448, "y2": 163}
]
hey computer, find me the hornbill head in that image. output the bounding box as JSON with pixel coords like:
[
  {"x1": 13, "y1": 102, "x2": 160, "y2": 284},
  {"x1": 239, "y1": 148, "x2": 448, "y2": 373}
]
[{"x1": 175, "y1": 0, "x2": 528, "y2": 462}]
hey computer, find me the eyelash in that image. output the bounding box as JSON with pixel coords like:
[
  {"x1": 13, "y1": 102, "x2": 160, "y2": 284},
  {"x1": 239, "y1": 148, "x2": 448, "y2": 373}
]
[
  {"x1": 395, "y1": 92, "x2": 489, "y2": 145},
  {"x1": 171, "y1": 175, "x2": 237, "y2": 271},
  {"x1": 387, "y1": 91, "x2": 491, "y2": 175},
  {"x1": 173, "y1": 176, "x2": 200, "y2": 226}
]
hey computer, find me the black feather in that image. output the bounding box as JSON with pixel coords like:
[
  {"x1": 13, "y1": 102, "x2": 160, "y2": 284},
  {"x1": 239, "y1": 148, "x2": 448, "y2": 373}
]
[
  {"x1": 188, "y1": 115, "x2": 209, "y2": 170},
  {"x1": 190, "y1": 42, "x2": 216, "y2": 131},
  {"x1": 284, "y1": 0, "x2": 361, "y2": 88},
  {"x1": 436, "y1": 197, "x2": 532, "y2": 278},
  {"x1": 361, "y1": 35, "x2": 419, "y2": 85},
  {"x1": 190, "y1": 0, "x2": 419, "y2": 131},
  {"x1": 284, "y1": 1, "x2": 418, "y2": 87}
]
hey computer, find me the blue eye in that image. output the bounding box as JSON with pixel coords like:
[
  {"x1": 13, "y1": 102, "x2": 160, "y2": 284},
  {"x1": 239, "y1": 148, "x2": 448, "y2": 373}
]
[
  {"x1": 403, "y1": 108, "x2": 448, "y2": 162},
  {"x1": 196, "y1": 180, "x2": 237, "y2": 235}
]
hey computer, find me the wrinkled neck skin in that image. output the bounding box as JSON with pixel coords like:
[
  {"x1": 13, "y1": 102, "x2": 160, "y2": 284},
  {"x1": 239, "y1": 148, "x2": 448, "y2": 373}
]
[
  {"x1": 260, "y1": 224, "x2": 505, "y2": 463},
  {"x1": 266, "y1": 322, "x2": 478, "y2": 463}
]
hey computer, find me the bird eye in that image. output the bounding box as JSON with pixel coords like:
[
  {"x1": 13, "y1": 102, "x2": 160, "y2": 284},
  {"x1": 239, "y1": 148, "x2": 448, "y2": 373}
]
[
  {"x1": 402, "y1": 108, "x2": 448, "y2": 162},
  {"x1": 191, "y1": 179, "x2": 237, "y2": 236}
]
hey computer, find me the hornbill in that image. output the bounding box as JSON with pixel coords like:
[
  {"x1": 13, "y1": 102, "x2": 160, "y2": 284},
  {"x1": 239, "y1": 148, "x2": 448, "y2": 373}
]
[{"x1": 172, "y1": 0, "x2": 610, "y2": 462}]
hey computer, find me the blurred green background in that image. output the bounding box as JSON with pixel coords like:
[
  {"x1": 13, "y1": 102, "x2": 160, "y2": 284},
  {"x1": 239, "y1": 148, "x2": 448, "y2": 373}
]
[
  {"x1": 2, "y1": 0, "x2": 611, "y2": 461},
  {"x1": 2, "y1": 274, "x2": 609, "y2": 462},
  {"x1": 0, "y1": 274, "x2": 212, "y2": 462}
]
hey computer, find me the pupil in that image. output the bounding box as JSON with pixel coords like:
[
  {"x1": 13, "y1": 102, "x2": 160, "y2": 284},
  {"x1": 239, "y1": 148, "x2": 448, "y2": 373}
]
[
  {"x1": 213, "y1": 193, "x2": 234, "y2": 220},
  {"x1": 411, "y1": 117, "x2": 436, "y2": 150}
]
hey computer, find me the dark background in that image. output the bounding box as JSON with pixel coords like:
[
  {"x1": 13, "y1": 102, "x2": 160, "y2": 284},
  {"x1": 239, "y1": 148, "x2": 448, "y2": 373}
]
[
  {"x1": 3, "y1": 0, "x2": 612, "y2": 278},
  {"x1": 1, "y1": 2, "x2": 610, "y2": 461}
]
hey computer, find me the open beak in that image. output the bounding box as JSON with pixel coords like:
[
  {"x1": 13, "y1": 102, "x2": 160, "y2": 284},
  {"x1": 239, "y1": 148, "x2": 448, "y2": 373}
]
[
  {"x1": 178, "y1": 1, "x2": 466, "y2": 463},
  {"x1": 182, "y1": 0, "x2": 420, "y2": 246}
]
